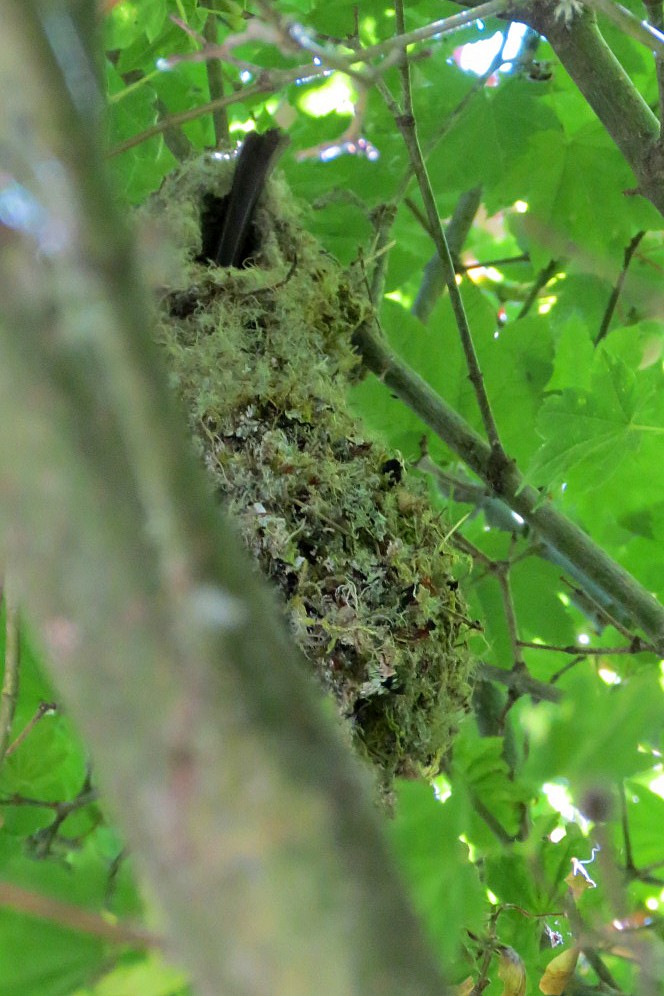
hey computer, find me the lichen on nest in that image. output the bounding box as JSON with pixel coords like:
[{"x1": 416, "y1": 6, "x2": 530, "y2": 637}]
[{"x1": 145, "y1": 151, "x2": 474, "y2": 790}]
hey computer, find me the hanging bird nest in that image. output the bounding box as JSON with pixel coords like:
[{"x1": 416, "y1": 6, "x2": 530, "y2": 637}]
[{"x1": 143, "y1": 146, "x2": 475, "y2": 793}]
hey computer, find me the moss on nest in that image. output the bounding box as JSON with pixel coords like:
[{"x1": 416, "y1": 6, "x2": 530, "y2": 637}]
[{"x1": 144, "y1": 151, "x2": 474, "y2": 790}]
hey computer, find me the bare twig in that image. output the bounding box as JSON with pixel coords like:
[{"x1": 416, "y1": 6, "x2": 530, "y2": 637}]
[
  {"x1": 497, "y1": 558, "x2": 524, "y2": 672},
  {"x1": 517, "y1": 637, "x2": 655, "y2": 655},
  {"x1": 585, "y1": 0, "x2": 664, "y2": 56},
  {"x1": 644, "y1": 0, "x2": 664, "y2": 132},
  {"x1": 0, "y1": 881, "x2": 159, "y2": 947},
  {"x1": 594, "y1": 231, "x2": 645, "y2": 345},
  {"x1": 394, "y1": 0, "x2": 413, "y2": 118},
  {"x1": 376, "y1": 81, "x2": 505, "y2": 457},
  {"x1": 5, "y1": 701, "x2": 57, "y2": 757},
  {"x1": 409, "y1": 35, "x2": 510, "y2": 322},
  {"x1": 476, "y1": 662, "x2": 563, "y2": 703},
  {"x1": 108, "y1": 70, "x2": 299, "y2": 157},
  {"x1": 368, "y1": 203, "x2": 399, "y2": 305},
  {"x1": 356, "y1": 0, "x2": 527, "y2": 64},
  {"x1": 27, "y1": 772, "x2": 99, "y2": 858},
  {"x1": 412, "y1": 186, "x2": 483, "y2": 323},
  {"x1": 517, "y1": 259, "x2": 559, "y2": 319},
  {"x1": 0, "y1": 579, "x2": 19, "y2": 767},
  {"x1": 204, "y1": 5, "x2": 229, "y2": 146},
  {"x1": 458, "y1": 254, "x2": 530, "y2": 272},
  {"x1": 550, "y1": 656, "x2": 586, "y2": 684},
  {"x1": 257, "y1": 3, "x2": 376, "y2": 84},
  {"x1": 619, "y1": 781, "x2": 635, "y2": 873}
]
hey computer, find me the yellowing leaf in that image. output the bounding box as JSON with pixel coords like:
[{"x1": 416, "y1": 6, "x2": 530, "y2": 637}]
[
  {"x1": 498, "y1": 946, "x2": 526, "y2": 996},
  {"x1": 454, "y1": 977, "x2": 474, "y2": 996},
  {"x1": 564, "y1": 863, "x2": 595, "y2": 901},
  {"x1": 539, "y1": 946, "x2": 579, "y2": 995}
]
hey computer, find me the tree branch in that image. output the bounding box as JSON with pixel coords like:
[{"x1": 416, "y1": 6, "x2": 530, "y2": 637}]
[
  {"x1": 521, "y1": 3, "x2": 664, "y2": 215},
  {"x1": 352, "y1": 322, "x2": 664, "y2": 652}
]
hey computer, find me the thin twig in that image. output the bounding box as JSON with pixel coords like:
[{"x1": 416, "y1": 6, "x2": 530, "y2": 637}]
[
  {"x1": 644, "y1": 0, "x2": 664, "y2": 132},
  {"x1": 496, "y1": 547, "x2": 524, "y2": 673},
  {"x1": 204, "y1": 5, "x2": 229, "y2": 146},
  {"x1": 403, "y1": 37, "x2": 509, "y2": 321},
  {"x1": 0, "y1": 881, "x2": 159, "y2": 947},
  {"x1": 404, "y1": 196, "x2": 433, "y2": 236},
  {"x1": 458, "y1": 253, "x2": 530, "y2": 272},
  {"x1": 619, "y1": 782, "x2": 635, "y2": 873},
  {"x1": 108, "y1": 70, "x2": 297, "y2": 157},
  {"x1": 550, "y1": 656, "x2": 585, "y2": 684},
  {"x1": 517, "y1": 638, "x2": 655, "y2": 655},
  {"x1": 163, "y1": 0, "x2": 524, "y2": 84},
  {"x1": 256, "y1": 0, "x2": 526, "y2": 77},
  {"x1": 28, "y1": 773, "x2": 99, "y2": 858},
  {"x1": 468, "y1": 910, "x2": 501, "y2": 996},
  {"x1": 376, "y1": 83, "x2": 505, "y2": 456},
  {"x1": 422, "y1": 39, "x2": 509, "y2": 175},
  {"x1": 559, "y1": 576, "x2": 639, "y2": 641},
  {"x1": 584, "y1": 0, "x2": 664, "y2": 57},
  {"x1": 594, "y1": 231, "x2": 645, "y2": 345},
  {"x1": 394, "y1": 0, "x2": 413, "y2": 118},
  {"x1": 357, "y1": 0, "x2": 528, "y2": 64},
  {"x1": 452, "y1": 538, "x2": 562, "y2": 700},
  {"x1": 564, "y1": 893, "x2": 623, "y2": 994},
  {"x1": 476, "y1": 662, "x2": 563, "y2": 703},
  {"x1": 517, "y1": 258, "x2": 558, "y2": 319},
  {"x1": 5, "y1": 701, "x2": 56, "y2": 757},
  {"x1": 254, "y1": 1, "x2": 376, "y2": 84},
  {"x1": 368, "y1": 203, "x2": 398, "y2": 305},
  {"x1": 0, "y1": 579, "x2": 19, "y2": 767},
  {"x1": 412, "y1": 187, "x2": 483, "y2": 323}
]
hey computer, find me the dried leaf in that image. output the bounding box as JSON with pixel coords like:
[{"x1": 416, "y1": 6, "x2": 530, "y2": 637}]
[
  {"x1": 539, "y1": 946, "x2": 579, "y2": 995},
  {"x1": 498, "y1": 946, "x2": 526, "y2": 996},
  {"x1": 565, "y1": 860, "x2": 596, "y2": 900}
]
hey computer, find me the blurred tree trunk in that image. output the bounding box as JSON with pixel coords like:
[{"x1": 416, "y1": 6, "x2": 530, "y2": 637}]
[{"x1": 0, "y1": 3, "x2": 449, "y2": 994}]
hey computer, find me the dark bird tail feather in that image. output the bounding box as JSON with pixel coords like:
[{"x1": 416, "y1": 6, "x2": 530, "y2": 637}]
[{"x1": 214, "y1": 129, "x2": 289, "y2": 268}]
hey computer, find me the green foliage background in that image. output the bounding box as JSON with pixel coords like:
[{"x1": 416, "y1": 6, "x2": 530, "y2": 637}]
[{"x1": 3, "y1": 0, "x2": 664, "y2": 992}]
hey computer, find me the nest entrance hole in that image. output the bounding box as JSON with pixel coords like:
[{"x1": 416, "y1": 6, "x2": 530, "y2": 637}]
[{"x1": 197, "y1": 193, "x2": 263, "y2": 268}]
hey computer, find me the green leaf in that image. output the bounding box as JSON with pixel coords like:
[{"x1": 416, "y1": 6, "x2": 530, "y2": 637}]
[
  {"x1": 452, "y1": 726, "x2": 532, "y2": 839},
  {"x1": 546, "y1": 315, "x2": 594, "y2": 392},
  {"x1": 481, "y1": 313, "x2": 554, "y2": 464},
  {"x1": 503, "y1": 124, "x2": 661, "y2": 265},
  {"x1": 484, "y1": 851, "x2": 538, "y2": 908},
  {"x1": 621, "y1": 781, "x2": 664, "y2": 868},
  {"x1": 0, "y1": 910, "x2": 104, "y2": 996},
  {"x1": 388, "y1": 781, "x2": 485, "y2": 970},
  {"x1": 78, "y1": 952, "x2": 190, "y2": 996},
  {"x1": 525, "y1": 351, "x2": 654, "y2": 490},
  {"x1": 521, "y1": 669, "x2": 664, "y2": 787},
  {"x1": 428, "y1": 82, "x2": 561, "y2": 211}
]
